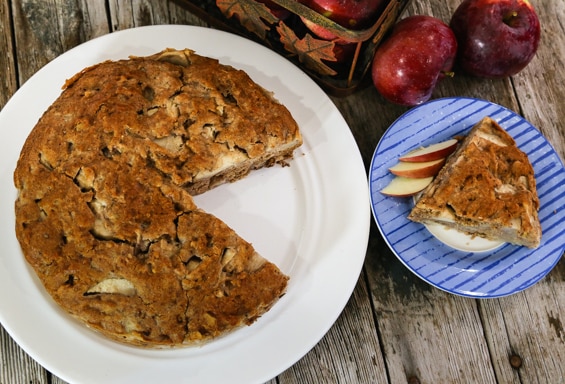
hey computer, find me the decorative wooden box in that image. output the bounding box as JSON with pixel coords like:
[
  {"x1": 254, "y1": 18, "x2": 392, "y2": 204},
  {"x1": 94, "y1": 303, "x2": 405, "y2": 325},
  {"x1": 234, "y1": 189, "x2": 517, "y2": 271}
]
[{"x1": 174, "y1": 0, "x2": 411, "y2": 96}]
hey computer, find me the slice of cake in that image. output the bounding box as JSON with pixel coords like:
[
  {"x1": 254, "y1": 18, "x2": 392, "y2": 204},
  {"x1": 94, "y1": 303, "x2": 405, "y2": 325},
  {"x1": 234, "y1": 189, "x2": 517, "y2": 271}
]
[
  {"x1": 408, "y1": 116, "x2": 541, "y2": 249},
  {"x1": 14, "y1": 49, "x2": 301, "y2": 347}
]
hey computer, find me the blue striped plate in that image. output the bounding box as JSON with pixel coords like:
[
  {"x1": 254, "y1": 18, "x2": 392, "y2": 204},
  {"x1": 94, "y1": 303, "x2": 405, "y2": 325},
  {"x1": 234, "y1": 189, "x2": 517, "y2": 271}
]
[{"x1": 369, "y1": 97, "x2": 565, "y2": 298}]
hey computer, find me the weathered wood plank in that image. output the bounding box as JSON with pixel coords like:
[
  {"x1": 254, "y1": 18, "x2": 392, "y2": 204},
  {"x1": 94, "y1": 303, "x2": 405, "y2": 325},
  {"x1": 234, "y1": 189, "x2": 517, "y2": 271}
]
[
  {"x1": 512, "y1": 0, "x2": 565, "y2": 161},
  {"x1": 480, "y1": 262, "x2": 565, "y2": 384},
  {"x1": 108, "y1": 0, "x2": 171, "y2": 29},
  {"x1": 168, "y1": 0, "x2": 210, "y2": 26},
  {"x1": 106, "y1": 0, "x2": 208, "y2": 32},
  {"x1": 278, "y1": 273, "x2": 388, "y2": 384},
  {"x1": 361, "y1": 226, "x2": 498, "y2": 383},
  {"x1": 11, "y1": 0, "x2": 108, "y2": 84},
  {"x1": 0, "y1": 0, "x2": 17, "y2": 109}
]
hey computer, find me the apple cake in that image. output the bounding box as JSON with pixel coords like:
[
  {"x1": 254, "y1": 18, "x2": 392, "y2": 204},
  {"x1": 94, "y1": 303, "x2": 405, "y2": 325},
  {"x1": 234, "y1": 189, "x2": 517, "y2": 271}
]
[
  {"x1": 14, "y1": 48, "x2": 302, "y2": 347},
  {"x1": 408, "y1": 116, "x2": 541, "y2": 248}
]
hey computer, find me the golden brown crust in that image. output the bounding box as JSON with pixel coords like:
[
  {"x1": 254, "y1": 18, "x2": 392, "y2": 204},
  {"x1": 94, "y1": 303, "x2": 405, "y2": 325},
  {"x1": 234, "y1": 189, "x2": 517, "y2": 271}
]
[
  {"x1": 14, "y1": 49, "x2": 297, "y2": 347},
  {"x1": 408, "y1": 117, "x2": 541, "y2": 248}
]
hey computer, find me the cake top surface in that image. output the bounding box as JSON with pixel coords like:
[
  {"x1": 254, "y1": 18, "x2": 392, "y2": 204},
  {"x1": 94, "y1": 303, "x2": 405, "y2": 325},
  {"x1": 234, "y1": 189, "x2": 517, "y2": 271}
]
[{"x1": 16, "y1": 48, "x2": 301, "y2": 195}]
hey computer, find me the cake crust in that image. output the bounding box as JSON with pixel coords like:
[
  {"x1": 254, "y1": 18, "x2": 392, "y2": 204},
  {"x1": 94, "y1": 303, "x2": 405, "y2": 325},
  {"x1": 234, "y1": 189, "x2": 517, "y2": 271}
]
[
  {"x1": 408, "y1": 116, "x2": 541, "y2": 248},
  {"x1": 14, "y1": 49, "x2": 299, "y2": 347}
]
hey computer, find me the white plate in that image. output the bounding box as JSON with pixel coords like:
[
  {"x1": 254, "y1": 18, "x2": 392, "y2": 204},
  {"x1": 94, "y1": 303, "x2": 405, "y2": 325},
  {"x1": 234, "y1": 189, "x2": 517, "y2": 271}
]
[
  {"x1": 369, "y1": 97, "x2": 565, "y2": 298},
  {"x1": 0, "y1": 25, "x2": 370, "y2": 384}
]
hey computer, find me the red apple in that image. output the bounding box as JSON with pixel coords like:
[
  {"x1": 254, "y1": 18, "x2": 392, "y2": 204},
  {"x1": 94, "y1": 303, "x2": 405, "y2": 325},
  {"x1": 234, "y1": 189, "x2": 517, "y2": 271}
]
[
  {"x1": 299, "y1": 0, "x2": 386, "y2": 34},
  {"x1": 399, "y1": 139, "x2": 459, "y2": 162},
  {"x1": 380, "y1": 176, "x2": 434, "y2": 197},
  {"x1": 371, "y1": 15, "x2": 458, "y2": 106},
  {"x1": 257, "y1": 0, "x2": 291, "y2": 20},
  {"x1": 449, "y1": 0, "x2": 541, "y2": 78},
  {"x1": 299, "y1": 0, "x2": 384, "y2": 64},
  {"x1": 332, "y1": 40, "x2": 357, "y2": 63},
  {"x1": 300, "y1": 16, "x2": 343, "y2": 41},
  {"x1": 389, "y1": 158, "x2": 446, "y2": 178}
]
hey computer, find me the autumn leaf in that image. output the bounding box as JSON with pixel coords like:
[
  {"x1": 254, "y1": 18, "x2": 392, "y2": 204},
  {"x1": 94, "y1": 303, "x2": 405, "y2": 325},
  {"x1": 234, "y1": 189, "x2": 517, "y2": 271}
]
[
  {"x1": 216, "y1": 0, "x2": 279, "y2": 39},
  {"x1": 277, "y1": 23, "x2": 338, "y2": 77}
]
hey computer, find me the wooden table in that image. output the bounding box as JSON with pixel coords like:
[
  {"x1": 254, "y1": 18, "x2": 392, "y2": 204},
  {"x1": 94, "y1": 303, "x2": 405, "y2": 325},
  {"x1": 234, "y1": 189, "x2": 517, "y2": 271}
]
[{"x1": 1, "y1": 1, "x2": 564, "y2": 383}]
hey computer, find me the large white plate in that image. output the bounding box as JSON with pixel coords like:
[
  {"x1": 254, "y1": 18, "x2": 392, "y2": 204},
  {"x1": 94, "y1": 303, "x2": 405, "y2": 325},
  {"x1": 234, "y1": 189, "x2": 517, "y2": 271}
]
[
  {"x1": 0, "y1": 25, "x2": 370, "y2": 384},
  {"x1": 369, "y1": 97, "x2": 565, "y2": 298}
]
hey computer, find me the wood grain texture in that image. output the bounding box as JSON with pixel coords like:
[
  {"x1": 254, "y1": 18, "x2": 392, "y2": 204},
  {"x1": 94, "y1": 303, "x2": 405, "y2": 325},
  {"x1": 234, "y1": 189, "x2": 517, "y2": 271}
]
[
  {"x1": 11, "y1": 0, "x2": 108, "y2": 83},
  {"x1": 511, "y1": 0, "x2": 565, "y2": 160},
  {"x1": 480, "y1": 261, "x2": 565, "y2": 383},
  {"x1": 1, "y1": 0, "x2": 564, "y2": 383},
  {"x1": 0, "y1": 0, "x2": 17, "y2": 108},
  {"x1": 1, "y1": 326, "x2": 49, "y2": 384},
  {"x1": 109, "y1": 0, "x2": 172, "y2": 29},
  {"x1": 360, "y1": 222, "x2": 498, "y2": 383},
  {"x1": 278, "y1": 274, "x2": 388, "y2": 384}
]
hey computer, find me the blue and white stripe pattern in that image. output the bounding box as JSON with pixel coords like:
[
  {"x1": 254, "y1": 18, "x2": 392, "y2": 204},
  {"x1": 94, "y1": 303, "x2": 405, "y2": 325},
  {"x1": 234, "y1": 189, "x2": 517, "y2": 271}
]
[{"x1": 369, "y1": 97, "x2": 565, "y2": 298}]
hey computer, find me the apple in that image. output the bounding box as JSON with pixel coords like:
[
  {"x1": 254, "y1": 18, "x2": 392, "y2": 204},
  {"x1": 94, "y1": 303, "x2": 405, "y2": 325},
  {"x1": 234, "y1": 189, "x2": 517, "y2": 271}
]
[
  {"x1": 371, "y1": 15, "x2": 458, "y2": 106},
  {"x1": 299, "y1": 0, "x2": 386, "y2": 29},
  {"x1": 298, "y1": 0, "x2": 385, "y2": 63},
  {"x1": 449, "y1": 0, "x2": 541, "y2": 78},
  {"x1": 399, "y1": 139, "x2": 458, "y2": 162},
  {"x1": 299, "y1": 0, "x2": 386, "y2": 40},
  {"x1": 257, "y1": 0, "x2": 291, "y2": 20},
  {"x1": 300, "y1": 16, "x2": 343, "y2": 41},
  {"x1": 380, "y1": 176, "x2": 434, "y2": 197},
  {"x1": 389, "y1": 158, "x2": 446, "y2": 178}
]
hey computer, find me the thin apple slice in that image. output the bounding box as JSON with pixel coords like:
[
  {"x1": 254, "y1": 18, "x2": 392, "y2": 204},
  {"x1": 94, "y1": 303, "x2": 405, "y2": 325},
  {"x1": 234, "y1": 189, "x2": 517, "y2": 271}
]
[
  {"x1": 380, "y1": 176, "x2": 434, "y2": 197},
  {"x1": 389, "y1": 158, "x2": 446, "y2": 178},
  {"x1": 399, "y1": 139, "x2": 458, "y2": 162}
]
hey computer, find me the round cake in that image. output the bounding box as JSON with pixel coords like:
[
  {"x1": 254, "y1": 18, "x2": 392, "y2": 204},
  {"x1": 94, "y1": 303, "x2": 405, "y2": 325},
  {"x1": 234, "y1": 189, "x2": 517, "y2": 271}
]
[{"x1": 13, "y1": 49, "x2": 302, "y2": 347}]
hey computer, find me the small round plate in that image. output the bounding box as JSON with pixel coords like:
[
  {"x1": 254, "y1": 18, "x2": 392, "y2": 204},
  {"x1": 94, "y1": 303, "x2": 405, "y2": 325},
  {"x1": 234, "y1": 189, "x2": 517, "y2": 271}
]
[{"x1": 369, "y1": 97, "x2": 565, "y2": 298}]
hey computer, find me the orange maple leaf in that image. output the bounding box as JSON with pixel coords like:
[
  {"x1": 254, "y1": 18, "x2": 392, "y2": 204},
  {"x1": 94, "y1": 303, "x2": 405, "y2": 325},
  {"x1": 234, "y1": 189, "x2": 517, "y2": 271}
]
[
  {"x1": 216, "y1": 0, "x2": 279, "y2": 39},
  {"x1": 277, "y1": 23, "x2": 338, "y2": 77}
]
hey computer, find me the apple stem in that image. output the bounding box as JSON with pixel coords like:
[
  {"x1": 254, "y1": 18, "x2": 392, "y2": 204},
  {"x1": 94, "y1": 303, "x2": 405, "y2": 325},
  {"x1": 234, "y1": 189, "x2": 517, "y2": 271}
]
[
  {"x1": 442, "y1": 71, "x2": 455, "y2": 78},
  {"x1": 503, "y1": 11, "x2": 520, "y2": 27}
]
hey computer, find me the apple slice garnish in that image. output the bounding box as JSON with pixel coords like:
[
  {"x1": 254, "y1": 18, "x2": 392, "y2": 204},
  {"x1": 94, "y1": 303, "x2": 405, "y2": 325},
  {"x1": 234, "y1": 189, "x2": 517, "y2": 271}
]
[
  {"x1": 380, "y1": 176, "x2": 434, "y2": 197},
  {"x1": 389, "y1": 158, "x2": 446, "y2": 178},
  {"x1": 399, "y1": 139, "x2": 458, "y2": 162}
]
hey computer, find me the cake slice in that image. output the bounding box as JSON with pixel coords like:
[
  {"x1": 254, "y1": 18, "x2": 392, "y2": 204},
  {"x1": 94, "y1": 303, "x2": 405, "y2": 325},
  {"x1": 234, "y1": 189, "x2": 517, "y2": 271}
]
[{"x1": 408, "y1": 116, "x2": 541, "y2": 248}]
